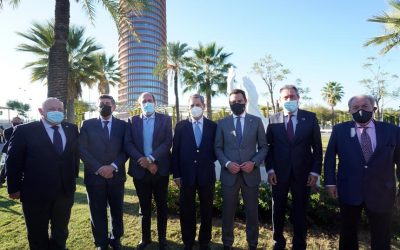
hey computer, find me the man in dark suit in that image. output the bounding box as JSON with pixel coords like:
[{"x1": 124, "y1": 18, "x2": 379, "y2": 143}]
[
  {"x1": 79, "y1": 95, "x2": 127, "y2": 250},
  {"x1": 266, "y1": 84, "x2": 322, "y2": 250},
  {"x1": 215, "y1": 89, "x2": 267, "y2": 250},
  {"x1": 171, "y1": 94, "x2": 217, "y2": 250},
  {"x1": 324, "y1": 94, "x2": 400, "y2": 250},
  {"x1": 125, "y1": 92, "x2": 172, "y2": 250},
  {"x1": 0, "y1": 116, "x2": 23, "y2": 186},
  {"x1": 6, "y1": 97, "x2": 79, "y2": 250}
]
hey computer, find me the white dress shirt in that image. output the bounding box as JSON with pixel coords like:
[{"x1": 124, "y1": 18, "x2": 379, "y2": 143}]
[{"x1": 41, "y1": 119, "x2": 66, "y2": 150}]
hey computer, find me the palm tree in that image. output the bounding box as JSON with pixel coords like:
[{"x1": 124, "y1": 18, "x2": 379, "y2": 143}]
[
  {"x1": 155, "y1": 42, "x2": 190, "y2": 122},
  {"x1": 321, "y1": 81, "x2": 344, "y2": 125},
  {"x1": 2, "y1": 0, "x2": 146, "y2": 112},
  {"x1": 365, "y1": 0, "x2": 400, "y2": 54},
  {"x1": 17, "y1": 21, "x2": 102, "y2": 123},
  {"x1": 183, "y1": 42, "x2": 233, "y2": 120},
  {"x1": 92, "y1": 53, "x2": 121, "y2": 94}
]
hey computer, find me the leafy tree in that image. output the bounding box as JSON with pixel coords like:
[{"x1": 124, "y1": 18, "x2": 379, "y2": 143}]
[
  {"x1": 16, "y1": 21, "x2": 102, "y2": 123},
  {"x1": 252, "y1": 54, "x2": 290, "y2": 113},
  {"x1": 183, "y1": 42, "x2": 233, "y2": 120},
  {"x1": 155, "y1": 42, "x2": 190, "y2": 122},
  {"x1": 1, "y1": 0, "x2": 147, "y2": 112},
  {"x1": 6, "y1": 100, "x2": 30, "y2": 118},
  {"x1": 92, "y1": 53, "x2": 121, "y2": 95},
  {"x1": 359, "y1": 57, "x2": 399, "y2": 120},
  {"x1": 294, "y1": 78, "x2": 312, "y2": 102},
  {"x1": 303, "y1": 104, "x2": 332, "y2": 128},
  {"x1": 321, "y1": 81, "x2": 344, "y2": 125},
  {"x1": 365, "y1": 0, "x2": 400, "y2": 54}
]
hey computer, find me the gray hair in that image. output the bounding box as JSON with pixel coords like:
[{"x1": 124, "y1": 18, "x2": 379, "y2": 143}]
[
  {"x1": 189, "y1": 93, "x2": 205, "y2": 105},
  {"x1": 279, "y1": 84, "x2": 299, "y2": 97},
  {"x1": 138, "y1": 92, "x2": 156, "y2": 103},
  {"x1": 347, "y1": 95, "x2": 376, "y2": 109}
]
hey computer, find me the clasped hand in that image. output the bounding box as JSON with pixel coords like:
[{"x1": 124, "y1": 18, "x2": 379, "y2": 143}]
[
  {"x1": 98, "y1": 165, "x2": 115, "y2": 179},
  {"x1": 227, "y1": 161, "x2": 255, "y2": 174}
]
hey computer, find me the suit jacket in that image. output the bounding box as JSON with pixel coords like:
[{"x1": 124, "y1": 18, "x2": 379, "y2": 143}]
[
  {"x1": 171, "y1": 117, "x2": 217, "y2": 187},
  {"x1": 324, "y1": 120, "x2": 400, "y2": 213},
  {"x1": 2, "y1": 126, "x2": 13, "y2": 153},
  {"x1": 79, "y1": 117, "x2": 127, "y2": 185},
  {"x1": 6, "y1": 121, "x2": 79, "y2": 202},
  {"x1": 125, "y1": 112, "x2": 172, "y2": 180},
  {"x1": 265, "y1": 109, "x2": 323, "y2": 183},
  {"x1": 215, "y1": 113, "x2": 267, "y2": 187}
]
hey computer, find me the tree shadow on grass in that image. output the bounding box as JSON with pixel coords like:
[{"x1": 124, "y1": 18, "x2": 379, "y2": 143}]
[{"x1": 0, "y1": 194, "x2": 21, "y2": 215}]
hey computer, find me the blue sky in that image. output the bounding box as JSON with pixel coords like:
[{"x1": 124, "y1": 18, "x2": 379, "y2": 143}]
[{"x1": 0, "y1": 0, "x2": 399, "y2": 119}]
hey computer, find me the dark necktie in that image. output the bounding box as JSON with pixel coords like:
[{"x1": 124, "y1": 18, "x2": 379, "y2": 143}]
[
  {"x1": 360, "y1": 127, "x2": 373, "y2": 161},
  {"x1": 52, "y1": 126, "x2": 63, "y2": 154},
  {"x1": 236, "y1": 116, "x2": 243, "y2": 144},
  {"x1": 287, "y1": 114, "x2": 294, "y2": 141},
  {"x1": 103, "y1": 121, "x2": 110, "y2": 140}
]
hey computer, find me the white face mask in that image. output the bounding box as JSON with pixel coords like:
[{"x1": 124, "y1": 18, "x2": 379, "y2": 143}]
[{"x1": 190, "y1": 106, "x2": 204, "y2": 118}]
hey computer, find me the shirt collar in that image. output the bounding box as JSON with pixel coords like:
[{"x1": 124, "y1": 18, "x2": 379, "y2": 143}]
[
  {"x1": 41, "y1": 119, "x2": 61, "y2": 129},
  {"x1": 141, "y1": 112, "x2": 155, "y2": 120},
  {"x1": 356, "y1": 120, "x2": 375, "y2": 129},
  {"x1": 283, "y1": 110, "x2": 298, "y2": 117},
  {"x1": 192, "y1": 116, "x2": 204, "y2": 125},
  {"x1": 233, "y1": 112, "x2": 246, "y2": 119},
  {"x1": 100, "y1": 116, "x2": 112, "y2": 123}
]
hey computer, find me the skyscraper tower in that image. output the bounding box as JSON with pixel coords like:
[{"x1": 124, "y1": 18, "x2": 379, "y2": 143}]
[{"x1": 118, "y1": 0, "x2": 167, "y2": 106}]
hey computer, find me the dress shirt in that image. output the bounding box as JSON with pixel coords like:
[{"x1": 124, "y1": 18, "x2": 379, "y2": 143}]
[
  {"x1": 191, "y1": 116, "x2": 204, "y2": 134},
  {"x1": 355, "y1": 120, "x2": 376, "y2": 152},
  {"x1": 100, "y1": 116, "x2": 118, "y2": 171},
  {"x1": 142, "y1": 113, "x2": 156, "y2": 161},
  {"x1": 42, "y1": 119, "x2": 66, "y2": 150}
]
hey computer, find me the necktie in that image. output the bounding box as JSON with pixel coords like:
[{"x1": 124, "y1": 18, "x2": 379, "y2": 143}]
[
  {"x1": 52, "y1": 126, "x2": 63, "y2": 154},
  {"x1": 194, "y1": 121, "x2": 202, "y2": 147},
  {"x1": 236, "y1": 116, "x2": 243, "y2": 144},
  {"x1": 287, "y1": 114, "x2": 294, "y2": 141},
  {"x1": 103, "y1": 121, "x2": 110, "y2": 140},
  {"x1": 360, "y1": 127, "x2": 373, "y2": 161}
]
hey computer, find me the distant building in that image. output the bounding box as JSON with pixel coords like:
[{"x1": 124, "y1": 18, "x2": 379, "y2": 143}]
[{"x1": 118, "y1": 0, "x2": 167, "y2": 106}]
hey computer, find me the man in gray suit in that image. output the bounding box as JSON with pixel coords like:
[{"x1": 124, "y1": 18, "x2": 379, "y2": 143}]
[{"x1": 215, "y1": 89, "x2": 267, "y2": 250}]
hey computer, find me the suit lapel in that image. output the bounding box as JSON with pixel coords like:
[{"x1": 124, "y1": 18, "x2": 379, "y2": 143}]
[
  {"x1": 110, "y1": 117, "x2": 118, "y2": 141},
  {"x1": 242, "y1": 115, "x2": 254, "y2": 145},
  {"x1": 186, "y1": 119, "x2": 197, "y2": 148},
  {"x1": 348, "y1": 122, "x2": 366, "y2": 162},
  {"x1": 293, "y1": 110, "x2": 305, "y2": 143},
  {"x1": 368, "y1": 121, "x2": 384, "y2": 162},
  {"x1": 227, "y1": 115, "x2": 238, "y2": 146},
  {"x1": 153, "y1": 113, "x2": 161, "y2": 148},
  {"x1": 97, "y1": 118, "x2": 109, "y2": 143},
  {"x1": 135, "y1": 116, "x2": 144, "y2": 154},
  {"x1": 61, "y1": 122, "x2": 72, "y2": 155},
  {"x1": 275, "y1": 112, "x2": 290, "y2": 145},
  {"x1": 38, "y1": 121, "x2": 57, "y2": 153}
]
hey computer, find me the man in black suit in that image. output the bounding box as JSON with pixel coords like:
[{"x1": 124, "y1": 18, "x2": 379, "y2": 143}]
[
  {"x1": 6, "y1": 97, "x2": 79, "y2": 250},
  {"x1": 171, "y1": 94, "x2": 217, "y2": 250},
  {"x1": 79, "y1": 95, "x2": 127, "y2": 250},
  {"x1": 0, "y1": 116, "x2": 23, "y2": 186},
  {"x1": 125, "y1": 92, "x2": 172, "y2": 250},
  {"x1": 266, "y1": 85, "x2": 322, "y2": 250}
]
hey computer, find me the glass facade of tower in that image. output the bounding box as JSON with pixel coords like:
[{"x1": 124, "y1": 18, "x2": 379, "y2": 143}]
[{"x1": 118, "y1": 0, "x2": 167, "y2": 105}]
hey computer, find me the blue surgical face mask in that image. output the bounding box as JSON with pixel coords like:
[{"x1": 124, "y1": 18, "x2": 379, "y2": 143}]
[
  {"x1": 142, "y1": 102, "x2": 155, "y2": 115},
  {"x1": 46, "y1": 111, "x2": 64, "y2": 124},
  {"x1": 283, "y1": 100, "x2": 298, "y2": 113}
]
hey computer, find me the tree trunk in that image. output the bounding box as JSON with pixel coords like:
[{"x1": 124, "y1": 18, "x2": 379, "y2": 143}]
[
  {"x1": 174, "y1": 72, "x2": 180, "y2": 122},
  {"x1": 66, "y1": 97, "x2": 75, "y2": 124},
  {"x1": 331, "y1": 105, "x2": 335, "y2": 125},
  {"x1": 205, "y1": 91, "x2": 212, "y2": 120},
  {"x1": 48, "y1": 0, "x2": 69, "y2": 108}
]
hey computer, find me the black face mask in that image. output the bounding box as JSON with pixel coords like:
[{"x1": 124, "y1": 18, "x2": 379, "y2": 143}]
[
  {"x1": 352, "y1": 109, "x2": 373, "y2": 124},
  {"x1": 99, "y1": 105, "x2": 112, "y2": 117},
  {"x1": 230, "y1": 103, "x2": 246, "y2": 116}
]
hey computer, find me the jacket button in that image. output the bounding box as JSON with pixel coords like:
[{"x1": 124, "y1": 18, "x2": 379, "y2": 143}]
[
  {"x1": 197, "y1": 150, "x2": 199, "y2": 153},
  {"x1": 194, "y1": 160, "x2": 197, "y2": 163},
  {"x1": 364, "y1": 165, "x2": 368, "y2": 169}
]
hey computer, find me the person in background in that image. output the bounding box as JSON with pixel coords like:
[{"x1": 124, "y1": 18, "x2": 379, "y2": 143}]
[
  {"x1": 79, "y1": 95, "x2": 127, "y2": 250},
  {"x1": 171, "y1": 94, "x2": 217, "y2": 250},
  {"x1": 125, "y1": 92, "x2": 172, "y2": 250},
  {"x1": 6, "y1": 97, "x2": 79, "y2": 250}
]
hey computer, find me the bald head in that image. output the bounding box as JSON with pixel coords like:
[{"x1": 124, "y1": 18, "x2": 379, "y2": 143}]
[{"x1": 39, "y1": 98, "x2": 64, "y2": 125}]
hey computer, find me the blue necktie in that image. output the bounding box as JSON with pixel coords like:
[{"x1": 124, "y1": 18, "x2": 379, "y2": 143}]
[
  {"x1": 194, "y1": 121, "x2": 202, "y2": 147},
  {"x1": 52, "y1": 126, "x2": 63, "y2": 154},
  {"x1": 235, "y1": 117, "x2": 242, "y2": 144},
  {"x1": 103, "y1": 121, "x2": 110, "y2": 140}
]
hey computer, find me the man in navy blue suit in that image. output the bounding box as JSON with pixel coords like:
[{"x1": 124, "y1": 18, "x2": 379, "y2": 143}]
[
  {"x1": 6, "y1": 97, "x2": 79, "y2": 250},
  {"x1": 324, "y1": 94, "x2": 400, "y2": 250},
  {"x1": 171, "y1": 94, "x2": 217, "y2": 250},
  {"x1": 79, "y1": 95, "x2": 127, "y2": 250},
  {"x1": 125, "y1": 92, "x2": 172, "y2": 250},
  {"x1": 266, "y1": 85, "x2": 322, "y2": 250}
]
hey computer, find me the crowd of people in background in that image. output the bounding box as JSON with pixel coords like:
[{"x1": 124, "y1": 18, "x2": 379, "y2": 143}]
[{"x1": 1, "y1": 85, "x2": 399, "y2": 250}]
